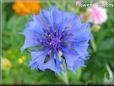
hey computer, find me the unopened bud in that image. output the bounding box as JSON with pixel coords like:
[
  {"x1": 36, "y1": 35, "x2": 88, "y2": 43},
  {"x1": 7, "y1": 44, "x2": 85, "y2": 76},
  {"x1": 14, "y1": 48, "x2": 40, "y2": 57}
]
[{"x1": 92, "y1": 24, "x2": 101, "y2": 32}]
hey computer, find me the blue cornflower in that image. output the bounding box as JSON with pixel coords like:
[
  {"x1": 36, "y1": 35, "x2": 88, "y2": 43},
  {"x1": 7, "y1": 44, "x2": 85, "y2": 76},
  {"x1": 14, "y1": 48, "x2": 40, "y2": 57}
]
[{"x1": 21, "y1": 7, "x2": 90, "y2": 73}]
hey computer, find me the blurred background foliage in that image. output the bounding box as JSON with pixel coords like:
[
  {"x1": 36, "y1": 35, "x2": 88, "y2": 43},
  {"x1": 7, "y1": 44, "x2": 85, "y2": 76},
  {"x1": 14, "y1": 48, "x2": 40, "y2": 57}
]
[{"x1": 1, "y1": 0, "x2": 114, "y2": 85}]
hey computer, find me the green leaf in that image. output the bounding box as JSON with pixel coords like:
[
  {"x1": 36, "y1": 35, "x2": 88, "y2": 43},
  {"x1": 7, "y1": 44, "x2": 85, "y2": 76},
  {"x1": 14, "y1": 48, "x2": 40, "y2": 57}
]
[
  {"x1": 98, "y1": 38, "x2": 113, "y2": 51},
  {"x1": 7, "y1": 15, "x2": 31, "y2": 32},
  {"x1": 68, "y1": 67, "x2": 82, "y2": 84}
]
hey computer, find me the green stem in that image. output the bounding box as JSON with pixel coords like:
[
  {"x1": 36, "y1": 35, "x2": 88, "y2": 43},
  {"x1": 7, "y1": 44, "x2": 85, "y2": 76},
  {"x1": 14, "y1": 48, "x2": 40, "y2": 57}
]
[
  {"x1": 58, "y1": 51, "x2": 69, "y2": 84},
  {"x1": 61, "y1": 70, "x2": 69, "y2": 84},
  {"x1": 90, "y1": 39, "x2": 96, "y2": 52},
  {"x1": 90, "y1": 34, "x2": 97, "y2": 52}
]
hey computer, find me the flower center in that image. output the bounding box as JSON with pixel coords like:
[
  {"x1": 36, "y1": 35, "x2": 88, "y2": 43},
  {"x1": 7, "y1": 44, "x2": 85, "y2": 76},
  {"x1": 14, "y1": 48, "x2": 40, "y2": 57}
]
[{"x1": 50, "y1": 37, "x2": 61, "y2": 48}]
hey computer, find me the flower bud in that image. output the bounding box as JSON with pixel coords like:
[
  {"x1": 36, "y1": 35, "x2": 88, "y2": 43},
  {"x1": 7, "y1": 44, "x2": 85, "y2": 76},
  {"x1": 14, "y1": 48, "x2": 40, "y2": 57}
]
[{"x1": 92, "y1": 24, "x2": 101, "y2": 32}]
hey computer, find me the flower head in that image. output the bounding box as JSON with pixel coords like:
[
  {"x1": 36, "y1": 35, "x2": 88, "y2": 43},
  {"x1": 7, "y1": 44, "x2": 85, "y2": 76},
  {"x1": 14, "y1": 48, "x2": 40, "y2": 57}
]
[
  {"x1": 21, "y1": 7, "x2": 90, "y2": 73},
  {"x1": 12, "y1": 0, "x2": 40, "y2": 15},
  {"x1": 87, "y1": 4, "x2": 108, "y2": 24}
]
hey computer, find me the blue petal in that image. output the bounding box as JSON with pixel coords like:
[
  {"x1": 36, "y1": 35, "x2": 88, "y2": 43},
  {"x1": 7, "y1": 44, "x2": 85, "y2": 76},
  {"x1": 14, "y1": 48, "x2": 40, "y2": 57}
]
[
  {"x1": 73, "y1": 58, "x2": 86, "y2": 70},
  {"x1": 21, "y1": 15, "x2": 45, "y2": 52},
  {"x1": 72, "y1": 41, "x2": 89, "y2": 59},
  {"x1": 49, "y1": 7, "x2": 76, "y2": 30},
  {"x1": 49, "y1": 7, "x2": 63, "y2": 28},
  {"x1": 20, "y1": 31, "x2": 41, "y2": 52},
  {"x1": 72, "y1": 23, "x2": 91, "y2": 40},
  {"x1": 25, "y1": 15, "x2": 44, "y2": 34},
  {"x1": 63, "y1": 53, "x2": 79, "y2": 70},
  {"x1": 73, "y1": 44, "x2": 89, "y2": 57},
  {"x1": 54, "y1": 53, "x2": 63, "y2": 71},
  {"x1": 40, "y1": 9, "x2": 54, "y2": 32},
  {"x1": 41, "y1": 7, "x2": 76, "y2": 32},
  {"x1": 60, "y1": 12, "x2": 76, "y2": 30},
  {"x1": 29, "y1": 49, "x2": 48, "y2": 69},
  {"x1": 38, "y1": 53, "x2": 59, "y2": 74}
]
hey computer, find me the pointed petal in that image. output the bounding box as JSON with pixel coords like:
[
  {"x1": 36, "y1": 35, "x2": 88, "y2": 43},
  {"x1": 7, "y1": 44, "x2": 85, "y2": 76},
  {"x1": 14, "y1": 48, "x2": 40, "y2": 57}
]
[
  {"x1": 54, "y1": 53, "x2": 63, "y2": 71},
  {"x1": 73, "y1": 58, "x2": 86, "y2": 70},
  {"x1": 38, "y1": 53, "x2": 59, "y2": 74},
  {"x1": 63, "y1": 53, "x2": 79, "y2": 70},
  {"x1": 29, "y1": 49, "x2": 48, "y2": 69},
  {"x1": 21, "y1": 15, "x2": 45, "y2": 52},
  {"x1": 21, "y1": 38, "x2": 40, "y2": 52},
  {"x1": 72, "y1": 23, "x2": 91, "y2": 40},
  {"x1": 24, "y1": 15, "x2": 44, "y2": 34},
  {"x1": 72, "y1": 43, "x2": 89, "y2": 60}
]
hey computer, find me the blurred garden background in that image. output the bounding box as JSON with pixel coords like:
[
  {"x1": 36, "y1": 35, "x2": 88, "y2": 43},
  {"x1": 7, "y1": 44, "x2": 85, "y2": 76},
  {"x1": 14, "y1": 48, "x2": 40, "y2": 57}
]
[{"x1": 1, "y1": 0, "x2": 114, "y2": 85}]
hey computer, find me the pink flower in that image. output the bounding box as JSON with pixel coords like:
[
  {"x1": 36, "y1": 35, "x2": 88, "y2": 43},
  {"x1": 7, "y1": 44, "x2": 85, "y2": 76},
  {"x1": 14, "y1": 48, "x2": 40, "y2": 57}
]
[{"x1": 87, "y1": 4, "x2": 107, "y2": 24}]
